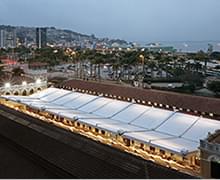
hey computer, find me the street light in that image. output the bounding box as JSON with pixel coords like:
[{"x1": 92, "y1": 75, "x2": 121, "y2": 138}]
[
  {"x1": 4, "y1": 82, "x2": 11, "y2": 88},
  {"x1": 139, "y1": 54, "x2": 144, "y2": 64},
  {"x1": 22, "y1": 81, "x2": 27, "y2": 86},
  {"x1": 36, "y1": 78, "x2": 41, "y2": 84}
]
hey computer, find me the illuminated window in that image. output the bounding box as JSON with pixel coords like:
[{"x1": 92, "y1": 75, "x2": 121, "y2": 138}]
[
  {"x1": 160, "y1": 149, "x2": 165, "y2": 155},
  {"x1": 123, "y1": 138, "x2": 131, "y2": 146},
  {"x1": 150, "y1": 146, "x2": 155, "y2": 152}
]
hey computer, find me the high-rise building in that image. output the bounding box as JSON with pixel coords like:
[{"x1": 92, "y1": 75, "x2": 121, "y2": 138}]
[
  {"x1": 0, "y1": 28, "x2": 16, "y2": 48},
  {"x1": 36, "y1": 28, "x2": 47, "y2": 48},
  {"x1": 0, "y1": 29, "x2": 4, "y2": 48}
]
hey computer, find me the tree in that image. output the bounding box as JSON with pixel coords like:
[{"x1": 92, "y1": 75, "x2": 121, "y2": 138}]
[
  {"x1": 207, "y1": 81, "x2": 220, "y2": 95},
  {"x1": 0, "y1": 60, "x2": 4, "y2": 76},
  {"x1": 195, "y1": 50, "x2": 209, "y2": 73},
  {"x1": 93, "y1": 53, "x2": 105, "y2": 81},
  {"x1": 12, "y1": 67, "x2": 25, "y2": 77}
]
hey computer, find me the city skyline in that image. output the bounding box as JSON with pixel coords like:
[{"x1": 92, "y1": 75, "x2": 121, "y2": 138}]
[{"x1": 1, "y1": 0, "x2": 220, "y2": 42}]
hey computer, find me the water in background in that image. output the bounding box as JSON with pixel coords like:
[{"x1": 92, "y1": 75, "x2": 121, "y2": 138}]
[{"x1": 141, "y1": 41, "x2": 220, "y2": 52}]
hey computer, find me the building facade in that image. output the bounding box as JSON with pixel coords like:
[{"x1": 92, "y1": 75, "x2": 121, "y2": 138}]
[
  {"x1": 0, "y1": 29, "x2": 4, "y2": 48},
  {"x1": 200, "y1": 131, "x2": 220, "y2": 178},
  {"x1": 0, "y1": 27, "x2": 16, "y2": 48},
  {"x1": 36, "y1": 28, "x2": 47, "y2": 48}
]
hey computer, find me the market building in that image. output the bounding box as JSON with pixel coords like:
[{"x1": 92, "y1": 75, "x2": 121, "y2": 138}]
[{"x1": 1, "y1": 84, "x2": 220, "y2": 177}]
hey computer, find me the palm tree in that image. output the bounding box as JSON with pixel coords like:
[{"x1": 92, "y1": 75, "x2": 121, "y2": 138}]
[
  {"x1": 93, "y1": 52, "x2": 104, "y2": 81},
  {"x1": 195, "y1": 50, "x2": 208, "y2": 74}
]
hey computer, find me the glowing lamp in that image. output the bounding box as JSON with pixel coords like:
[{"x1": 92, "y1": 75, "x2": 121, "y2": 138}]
[
  {"x1": 22, "y1": 81, "x2": 27, "y2": 86},
  {"x1": 36, "y1": 79, "x2": 41, "y2": 84},
  {"x1": 5, "y1": 82, "x2": 11, "y2": 88}
]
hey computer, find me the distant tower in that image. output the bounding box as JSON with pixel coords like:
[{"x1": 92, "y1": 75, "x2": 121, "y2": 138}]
[
  {"x1": 0, "y1": 29, "x2": 4, "y2": 48},
  {"x1": 36, "y1": 27, "x2": 47, "y2": 48},
  {"x1": 7, "y1": 28, "x2": 16, "y2": 48}
]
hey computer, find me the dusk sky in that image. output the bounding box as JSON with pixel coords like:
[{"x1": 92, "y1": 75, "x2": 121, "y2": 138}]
[{"x1": 1, "y1": 0, "x2": 220, "y2": 42}]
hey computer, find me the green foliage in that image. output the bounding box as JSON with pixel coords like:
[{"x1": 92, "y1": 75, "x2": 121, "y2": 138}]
[
  {"x1": 180, "y1": 72, "x2": 204, "y2": 87},
  {"x1": 32, "y1": 47, "x2": 69, "y2": 66},
  {"x1": 207, "y1": 81, "x2": 220, "y2": 94},
  {"x1": 12, "y1": 67, "x2": 25, "y2": 76},
  {"x1": 0, "y1": 60, "x2": 4, "y2": 76},
  {"x1": 210, "y1": 52, "x2": 220, "y2": 60}
]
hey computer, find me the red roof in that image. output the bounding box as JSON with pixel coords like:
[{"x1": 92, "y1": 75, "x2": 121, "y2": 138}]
[
  {"x1": 59, "y1": 79, "x2": 220, "y2": 118},
  {"x1": 1, "y1": 59, "x2": 17, "y2": 65}
]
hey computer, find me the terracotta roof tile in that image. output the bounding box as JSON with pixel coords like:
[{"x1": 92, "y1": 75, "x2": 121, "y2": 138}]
[{"x1": 59, "y1": 79, "x2": 220, "y2": 118}]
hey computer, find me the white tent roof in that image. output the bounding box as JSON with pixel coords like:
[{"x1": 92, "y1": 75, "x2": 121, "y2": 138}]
[
  {"x1": 2, "y1": 96, "x2": 41, "y2": 103},
  {"x1": 182, "y1": 117, "x2": 220, "y2": 142},
  {"x1": 3, "y1": 87, "x2": 220, "y2": 155},
  {"x1": 46, "y1": 108, "x2": 84, "y2": 116},
  {"x1": 124, "y1": 130, "x2": 174, "y2": 143},
  {"x1": 30, "y1": 87, "x2": 58, "y2": 98},
  {"x1": 156, "y1": 113, "x2": 199, "y2": 136},
  {"x1": 52, "y1": 92, "x2": 82, "y2": 105},
  {"x1": 66, "y1": 113, "x2": 102, "y2": 120},
  {"x1": 97, "y1": 122, "x2": 147, "y2": 134},
  {"x1": 28, "y1": 102, "x2": 70, "y2": 110},
  {"x1": 40, "y1": 89, "x2": 71, "y2": 102},
  {"x1": 130, "y1": 108, "x2": 174, "y2": 129},
  {"x1": 92, "y1": 100, "x2": 131, "y2": 118},
  {"x1": 151, "y1": 137, "x2": 198, "y2": 155},
  {"x1": 65, "y1": 94, "x2": 98, "y2": 109},
  {"x1": 78, "y1": 97, "x2": 113, "y2": 113},
  {"x1": 112, "y1": 103, "x2": 151, "y2": 123},
  {"x1": 77, "y1": 118, "x2": 119, "y2": 127}
]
